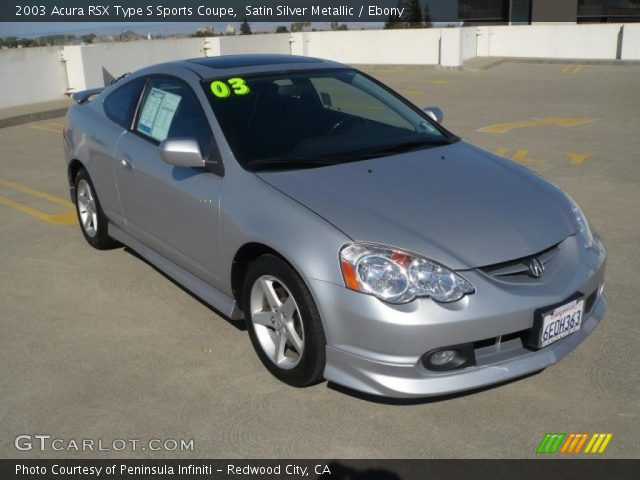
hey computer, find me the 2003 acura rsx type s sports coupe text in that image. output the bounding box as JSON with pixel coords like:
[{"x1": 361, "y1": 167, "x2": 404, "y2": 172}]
[{"x1": 64, "y1": 54, "x2": 607, "y2": 398}]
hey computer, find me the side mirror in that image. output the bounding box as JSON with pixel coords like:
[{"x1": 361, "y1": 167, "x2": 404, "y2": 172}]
[
  {"x1": 423, "y1": 106, "x2": 444, "y2": 124},
  {"x1": 159, "y1": 138, "x2": 205, "y2": 168}
]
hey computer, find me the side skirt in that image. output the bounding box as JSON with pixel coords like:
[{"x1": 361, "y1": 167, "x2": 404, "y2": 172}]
[{"x1": 109, "y1": 223, "x2": 244, "y2": 320}]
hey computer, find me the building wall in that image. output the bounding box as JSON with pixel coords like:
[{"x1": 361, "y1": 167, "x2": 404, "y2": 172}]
[{"x1": 531, "y1": 0, "x2": 577, "y2": 22}]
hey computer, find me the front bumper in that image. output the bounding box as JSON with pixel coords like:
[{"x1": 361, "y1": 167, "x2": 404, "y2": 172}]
[{"x1": 310, "y1": 235, "x2": 607, "y2": 398}]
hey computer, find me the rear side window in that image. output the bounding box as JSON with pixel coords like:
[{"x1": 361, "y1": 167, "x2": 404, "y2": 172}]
[{"x1": 103, "y1": 77, "x2": 146, "y2": 128}]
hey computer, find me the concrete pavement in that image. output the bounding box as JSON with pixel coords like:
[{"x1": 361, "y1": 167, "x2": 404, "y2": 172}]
[{"x1": 1, "y1": 62, "x2": 639, "y2": 459}]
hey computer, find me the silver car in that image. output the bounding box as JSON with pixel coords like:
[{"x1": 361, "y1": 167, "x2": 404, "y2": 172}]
[{"x1": 64, "y1": 54, "x2": 606, "y2": 398}]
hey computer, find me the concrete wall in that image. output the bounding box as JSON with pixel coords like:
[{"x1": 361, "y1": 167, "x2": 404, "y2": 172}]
[
  {"x1": 621, "y1": 23, "x2": 640, "y2": 60},
  {"x1": 460, "y1": 27, "x2": 478, "y2": 62},
  {"x1": 62, "y1": 37, "x2": 209, "y2": 91},
  {"x1": 440, "y1": 29, "x2": 459, "y2": 67},
  {"x1": 476, "y1": 27, "x2": 490, "y2": 57},
  {"x1": 219, "y1": 33, "x2": 290, "y2": 55},
  {"x1": 291, "y1": 29, "x2": 442, "y2": 65},
  {"x1": 0, "y1": 47, "x2": 67, "y2": 108},
  {"x1": 2, "y1": 24, "x2": 640, "y2": 109},
  {"x1": 479, "y1": 24, "x2": 623, "y2": 60},
  {"x1": 61, "y1": 34, "x2": 291, "y2": 91}
]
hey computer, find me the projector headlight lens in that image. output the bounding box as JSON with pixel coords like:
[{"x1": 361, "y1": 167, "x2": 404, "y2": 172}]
[{"x1": 340, "y1": 243, "x2": 474, "y2": 304}]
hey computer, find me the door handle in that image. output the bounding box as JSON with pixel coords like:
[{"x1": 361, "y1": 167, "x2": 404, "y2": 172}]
[{"x1": 121, "y1": 156, "x2": 134, "y2": 170}]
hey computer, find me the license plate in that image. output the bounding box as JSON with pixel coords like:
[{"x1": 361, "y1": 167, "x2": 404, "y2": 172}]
[{"x1": 538, "y1": 298, "x2": 584, "y2": 348}]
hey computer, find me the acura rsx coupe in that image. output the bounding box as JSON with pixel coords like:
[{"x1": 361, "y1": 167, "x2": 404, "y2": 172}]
[{"x1": 64, "y1": 54, "x2": 606, "y2": 398}]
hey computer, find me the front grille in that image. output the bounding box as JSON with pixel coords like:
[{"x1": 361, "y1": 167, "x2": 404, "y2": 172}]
[{"x1": 480, "y1": 242, "x2": 561, "y2": 277}]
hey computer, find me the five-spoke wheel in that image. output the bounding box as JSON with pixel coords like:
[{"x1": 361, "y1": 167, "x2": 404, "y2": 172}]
[
  {"x1": 77, "y1": 178, "x2": 98, "y2": 238},
  {"x1": 243, "y1": 254, "x2": 326, "y2": 387},
  {"x1": 73, "y1": 168, "x2": 117, "y2": 250},
  {"x1": 250, "y1": 275, "x2": 305, "y2": 369}
]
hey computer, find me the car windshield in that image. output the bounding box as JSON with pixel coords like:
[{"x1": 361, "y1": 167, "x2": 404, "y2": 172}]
[{"x1": 202, "y1": 69, "x2": 456, "y2": 170}]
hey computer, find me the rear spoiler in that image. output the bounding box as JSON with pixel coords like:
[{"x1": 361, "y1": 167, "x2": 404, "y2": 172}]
[{"x1": 72, "y1": 87, "x2": 104, "y2": 104}]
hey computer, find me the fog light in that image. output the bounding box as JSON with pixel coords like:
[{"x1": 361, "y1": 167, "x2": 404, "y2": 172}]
[
  {"x1": 430, "y1": 350, "x2": 457, "y2": 366},
  {"x1": 423, "y1": 343, "x2": 476, "y2": 371}
]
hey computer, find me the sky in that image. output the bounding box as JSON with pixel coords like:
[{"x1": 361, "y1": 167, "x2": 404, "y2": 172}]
[
  {"x1": 0, "y1": 1, "x2": 458, "y2": 37},
  {"x1": 0, "y1": 22, "x2": 250, "y2": 37}
]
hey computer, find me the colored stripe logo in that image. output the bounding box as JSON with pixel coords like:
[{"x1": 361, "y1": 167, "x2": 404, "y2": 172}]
[
  {"x1": 536, "y1": 433, "x2": 565, "y2": 453},
  {"x1": 537, "y1": 433, "x2": 613, "y2": 454}
]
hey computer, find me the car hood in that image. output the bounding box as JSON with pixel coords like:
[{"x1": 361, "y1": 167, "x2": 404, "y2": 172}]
[{"x1": 256, "y1": 141, "x2": 576, "y2": 270}]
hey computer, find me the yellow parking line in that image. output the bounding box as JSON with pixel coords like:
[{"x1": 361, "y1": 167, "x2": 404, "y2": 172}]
[
  {"x1": 0, "y1": 195, "x2": 77, "y2": 225},
  {"x1": 27, "y1": 124, "x2": 62, "y2": 134},
  {"x1": 402, "y1": 89, "x2": 425, "y2": 96},
  {"x1": 564, "y1": 151, "x2": 594, "y2": 165},
  {"x1": 512, "y1": 148, "x2": 543, "y2": 163},
  {"x1": 47, "y1": 122, "x2": 64, "y2": 127},
  {"x1": 0, "y1": 178, "x2": 77, "y2": 225},
  {"x1": 479, "y1": 117, "x2": 595, "y2": 134},
  {"x1": 0, "y1": 178, "x2": 72, "y2": 208},
  {"x1": 562, "y1": 64, "x2": 583, "y2": 75}
]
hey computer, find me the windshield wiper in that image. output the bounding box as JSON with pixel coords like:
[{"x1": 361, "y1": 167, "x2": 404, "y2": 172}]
[
  {"x1": 362, "y1": 139, "x2": 450, "y2": 158},
  {"x1": 247, "y1": 140, "x2": 450, "y2": 170},
  {"x1": 246, "y1": 156, "x2": 344, "y2": 170}
]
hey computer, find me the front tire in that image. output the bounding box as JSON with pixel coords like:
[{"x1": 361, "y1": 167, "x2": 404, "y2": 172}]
[
  {"x1": 74, "y1": 168, "x2": 117, "y2": 250},
  {"x1": 242, "y1": 254, "x2": 326, "y2": 387}
]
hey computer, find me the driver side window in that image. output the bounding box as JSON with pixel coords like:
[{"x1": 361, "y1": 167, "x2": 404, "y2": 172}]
[
  {"x1": 310, "y1": 77, "x2": 413, "y2": 130},
  {"x1": 135, "y1": 77, "x2": 213, "y2": 158}
]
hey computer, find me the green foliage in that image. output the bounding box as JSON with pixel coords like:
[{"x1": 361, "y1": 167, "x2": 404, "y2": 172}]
[
  {"x1": 290, "y1": 22, "x2": 311, "y2": 32},
  {"x1": 384, "y1": 0, "x2": 404, "y2": 29},
  {"x1": 240, "y1": 19, "x2": 252, "y2": 35},
  {"x1": 424, "y1": 3, "x2": 432, "y2": 28},
  {"x1": 81, "y1": 33, "x2": 96, "y2": 44},
  {"x1": 406, "y1": 0, "x2": 423, "y2": 28},
  {"x1": 384, "y1": 0, "x2": 432, "y2": 29},
  {"x1": 275, "y1": 26, "x2": 288, "y2": 33},
  {"x1": 0, "y1": 34, "x2": 81, "y2": 48}
]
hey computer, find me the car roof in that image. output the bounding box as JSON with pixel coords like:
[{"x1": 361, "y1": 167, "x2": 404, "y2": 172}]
[{"x1": 139, "y1": 54, "x2": 348, "y2": 79}]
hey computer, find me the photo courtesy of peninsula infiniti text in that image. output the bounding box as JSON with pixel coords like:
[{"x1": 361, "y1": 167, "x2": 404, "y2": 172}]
[{"x1": 63, "y1": 54, "x2": 607, "y2": 398}]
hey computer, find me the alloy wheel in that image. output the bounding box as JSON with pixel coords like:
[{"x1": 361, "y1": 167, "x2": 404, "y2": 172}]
[
  {"x1": 249, "y1": 275, "x2": 305, "y2": 369},
  {"x1": 76, "y1": 179, "x2": 98, "y2": 238}
]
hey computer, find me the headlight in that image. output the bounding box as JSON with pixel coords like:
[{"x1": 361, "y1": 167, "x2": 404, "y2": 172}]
[
  {"x1": 566, "y1": 195, "x2": 594, "y2": 249},
  {"x1": 340, "y1": 243, "x2": 474, "y2": 304}
]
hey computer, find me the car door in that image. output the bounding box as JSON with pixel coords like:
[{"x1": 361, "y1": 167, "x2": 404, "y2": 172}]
[
  {"x1": 86, "y1": 76, "x2": 146, "y2": 227},
  {"x1": 113, "y1": 75, "x2": 224, "y2": 289}
]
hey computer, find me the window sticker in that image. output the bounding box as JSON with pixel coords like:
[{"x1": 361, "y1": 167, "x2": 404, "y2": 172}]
[
  {"x1": 137, "y1": 87, "x2": 182, "y2": 142},
  {"x1": 210, "y1": 78, "x2": 251, "y2": 98}
]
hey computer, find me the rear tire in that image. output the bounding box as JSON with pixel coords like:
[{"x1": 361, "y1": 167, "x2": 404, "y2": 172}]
[
  {"x1": 242, "y1": 254, "x2": 326, "y2": 387},
  {"x1": 74, "y1": 168, "x2": 117, "y2": 250}
]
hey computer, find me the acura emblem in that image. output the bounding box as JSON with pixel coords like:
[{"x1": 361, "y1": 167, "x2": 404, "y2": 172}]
[{"x1": 528, "y1": 258, "x2": 544, "y2": 278}]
